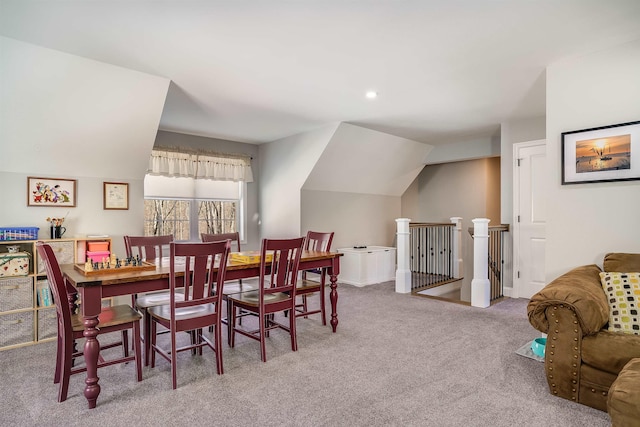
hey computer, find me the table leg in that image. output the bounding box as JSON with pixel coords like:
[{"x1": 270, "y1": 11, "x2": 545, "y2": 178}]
[
  {"x1": 67, "y1": 290, "x2": 79, "y2": 365},
  {"x1": 80, "y1": 286, "x2": 102, "y2": 409},
  {"x1": 329, "y1": 273, "x2": 338, "y2": 332},
  {"x1": 144, "y1": 313, "x2": 152, "y2": 367}
]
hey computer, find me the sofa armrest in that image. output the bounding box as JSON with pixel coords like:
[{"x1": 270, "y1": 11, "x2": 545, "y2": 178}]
[{"x1": 527, "y1": 264, "x2": 609, "y2": 336}]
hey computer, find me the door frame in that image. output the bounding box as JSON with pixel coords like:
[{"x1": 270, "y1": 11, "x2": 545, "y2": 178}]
[{"x1": 512, "y1": 139, "x2": 546, "y2": 298}]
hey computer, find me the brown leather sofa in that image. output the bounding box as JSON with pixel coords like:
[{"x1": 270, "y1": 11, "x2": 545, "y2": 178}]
[{"x1": 527, "y1": 253, "x2": 640, "y2": 412}]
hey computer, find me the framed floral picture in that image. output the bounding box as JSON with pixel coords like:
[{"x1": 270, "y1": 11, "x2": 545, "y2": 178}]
[
  {"x1": 27, "y1": 177, "x2": 77, "y2": 207},
  {"x1": 103, "y1": 182, "x2": 129, "y2": 210}
]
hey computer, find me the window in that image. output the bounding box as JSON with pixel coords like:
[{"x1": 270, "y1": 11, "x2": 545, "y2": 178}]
[
  {"x1": 144, "y1": 199, "x2": 190, "y2": 239},
  {"x1": 144, "y1": 148, "x2": 252, "y2": 242},
  {"x1": 197, "y1": 200, "x2": 237, "y2": 235},
  {"x1": 144, "y1": 175, "x2": 246, "y2": 241},
  {"x1": 143, "y1": 199, "x2": 238, "y2": 240}
]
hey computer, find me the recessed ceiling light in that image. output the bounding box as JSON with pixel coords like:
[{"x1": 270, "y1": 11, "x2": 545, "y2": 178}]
[{"x1": 365, "y1": 91, "x2": 378, "y2": 99}]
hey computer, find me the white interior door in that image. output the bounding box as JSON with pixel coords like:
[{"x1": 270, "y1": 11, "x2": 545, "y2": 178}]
[{"x1": 513, "y1": 140, "x2": 546, "y2": 299}]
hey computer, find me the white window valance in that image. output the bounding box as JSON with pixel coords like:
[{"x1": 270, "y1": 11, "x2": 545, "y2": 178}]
[{"x1": 148, "y1": 148, "x2": 253, "y2": 182}]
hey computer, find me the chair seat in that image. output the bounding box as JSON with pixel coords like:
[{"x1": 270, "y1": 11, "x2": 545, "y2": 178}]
[
  {"x1": 297, "y1": 279, "x2": 322, "y2": 292},
  {"x1": 227, "y1": 290, "x2": 290, "y2": 306},
  {"x1": 71, "y1": 304, "x2": 142, "y2": 332},
  {"x1": 222, "y1": 280, "x2": 259, "y2": 296},
  {"x1": 148, "y1": 303, "x2": 216, "y2": 321},
  {"x1": 135, "y1": 289, "x2": 185, "y2": 309}
]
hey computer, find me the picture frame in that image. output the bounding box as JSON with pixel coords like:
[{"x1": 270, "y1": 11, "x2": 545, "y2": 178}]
[
  {"x1": 103, "y1": 182, "x2": 129, "y2": 210},
  {"x1": 27, "y1": 177, "x2": 77, "y2": 207},
  {"x1": 562, "y1": 120, "x2": 640, "y2": 185}
]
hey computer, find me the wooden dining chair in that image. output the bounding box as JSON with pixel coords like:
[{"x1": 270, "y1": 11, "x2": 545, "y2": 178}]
[
  {"x1": 36, "y1": 242, "x2": 142, "y2": 402},
  {"x1": 227, "y1": 237, "x2": 305, "y2": 362},
  {"x1": 124, "y1": 234, "x2": 173, "y2": 261},
  {"x1": 201, "y1": 232, "x2": 239, "y2": 246},
  {"x1": 147, "y1": 240, "x2": 231, "y2": 389},
  {"x1": 201, "y1": 232, "x2": 255, "y2": 342},
  {"x1": 295, "y1": 231, "x2": 334, "y2": 325},
  {"x1": 123, "y1": 234, "x2": 176, "y2": 366}
]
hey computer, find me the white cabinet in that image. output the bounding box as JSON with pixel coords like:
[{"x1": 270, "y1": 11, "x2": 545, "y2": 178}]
[{"x1": 336, "y1": 246, "x2": 396, "y2": 287}]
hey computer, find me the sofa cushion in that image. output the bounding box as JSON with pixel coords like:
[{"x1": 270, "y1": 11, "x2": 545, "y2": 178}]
[
  {"x1": 582, "y1": 330, "x2": 640, "y2": 375},
  {"x1": 600, "y1": 272, "x2": 640, "y2": 335},
  {"x1": 607, "y1": 358, "x2": 640, "y2": 426},
  {"x1": 603, "y1": 253, "x2": 640, "y2": 273}
]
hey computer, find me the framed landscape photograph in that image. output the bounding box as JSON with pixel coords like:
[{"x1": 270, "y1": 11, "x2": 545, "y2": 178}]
[
  {"x1": 103, "y1": 182, "x2": 129, "y2": 210},
  {"x1": 27, "y1": 177, "x2": 77, "y2": 207},
  {"x1": 562, "y1": 120, "x2": 640, "y2": 185}
]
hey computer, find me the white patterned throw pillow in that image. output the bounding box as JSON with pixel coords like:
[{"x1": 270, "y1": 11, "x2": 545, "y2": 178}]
[{"x1": 600, "y1": 272, "x2": 640, "y2": 335}]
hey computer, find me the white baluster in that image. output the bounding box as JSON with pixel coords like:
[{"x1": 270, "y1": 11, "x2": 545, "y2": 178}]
[
  {"x1": 395, "y1": 218, "x2": 411, "y2": 293},
  {"x1": 450, "y1": 217, "x2": 462, "y2": 279},
  {"x1": 471, "y1": 218, "x2": 491, "y2": 308}
]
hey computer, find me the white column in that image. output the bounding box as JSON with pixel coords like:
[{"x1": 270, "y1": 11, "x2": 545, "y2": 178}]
[
  {"x1": 395, "y1": 218, "x2": 411, "y2": 293},
  {"x1": 450, "y1": 217, "x2": 462, "y2": 278},
  {"x1": 471, "y1": 218, "x2": 491, "y2": 308}
]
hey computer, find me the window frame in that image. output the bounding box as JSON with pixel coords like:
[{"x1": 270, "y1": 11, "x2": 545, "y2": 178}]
[{"x1": 144, "y1": 181, "x2": 246, "y2": 242}]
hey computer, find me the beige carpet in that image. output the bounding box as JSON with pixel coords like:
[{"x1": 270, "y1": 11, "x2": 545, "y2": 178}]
[{"x1": 0, "y1": 281, "x2": 610, "y2": 426}]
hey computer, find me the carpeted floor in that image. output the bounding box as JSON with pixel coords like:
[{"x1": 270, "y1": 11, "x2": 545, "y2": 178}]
[
  {"x1": 0, "y1": 282, "x2": 611, "y2": 426},
  {"x1": 515, "y1": 340, "x2": 545, "y2": 363}
]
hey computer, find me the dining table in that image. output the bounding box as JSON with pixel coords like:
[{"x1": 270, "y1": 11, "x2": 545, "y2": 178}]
[{"x1": 61, "y1": 249, "x2": 342, "y2": 409}]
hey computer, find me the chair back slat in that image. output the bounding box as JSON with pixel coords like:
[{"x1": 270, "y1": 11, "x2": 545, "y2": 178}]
[
  {"x1": 201, "y1": 232, "x2": 243, "y2": 285},
  {"x1": 302, "y1": 231, "x2": 334, "y2": 277},
  {"x1": 170, "y1": 241, "x2": 231, "y2": 316},
  {"x1": 124, "y1": 235, "x2": 173, "y2": 261},
  {"x1": 260, "y1": 237, "x2": 305, "y2": 299},
  {"x1": 305, "y1": 231, "x2": 334, "y2": 252}
]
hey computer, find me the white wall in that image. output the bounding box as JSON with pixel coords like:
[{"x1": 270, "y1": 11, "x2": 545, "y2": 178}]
[
  {"x1": 0, "y1": 37, "x2": 169, "y2": 257},
  {"x1": 499, "y1": 115, "x2": 546, "y2": 224},
  {"x1": 261, "y1": 122, "x2": 429, "y2": 246},
  {"x1": 425, "y1": 135, "x2": 500, "y2": 165},
  {"x1": 546, "y1": 40, "x2": 640, "y2": 280},
  {"x1": 304, "y1": 123, "x2": 433, "y2": 196},
  {"x1": 301, "y1": 190, "x2": 400, "y2": 249},
  {"x1": 498, "y1": 116, "x2": 545, "y2": 295},
  {"x1": 403, "y1": 158, "x2": 501, "y2": 300},
  {"x1": 259, "y1": 124, "x2": 339, "y2": 238},
  {"x1": 0, "y1": 172, "x2": 144, "y2": 257},
  {"x1": 0, "y1": 37, "x2": 168, "y2": 179}
]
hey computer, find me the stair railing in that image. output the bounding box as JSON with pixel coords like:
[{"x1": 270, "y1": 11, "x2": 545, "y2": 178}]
[
  {"x1": 395, "y1": 217, "x2": 462, "y2": 293},
  {"x1": 468, "y1": 219, "x2": 509, "y2": 307}
]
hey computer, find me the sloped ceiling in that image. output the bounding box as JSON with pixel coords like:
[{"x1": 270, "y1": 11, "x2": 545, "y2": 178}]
[
  {"x1": 303, "y1": 123, "x2": 433, "y2": 196},
  {"x1": 0, "y1": 37, "x2": 169, "y2": 179},
  {"x1": 2, "y1": 1, "x2": 640, "y2": 145}
]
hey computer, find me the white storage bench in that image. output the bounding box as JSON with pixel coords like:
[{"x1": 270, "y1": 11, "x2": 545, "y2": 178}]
[{"x1": 336, "y1": 246, "x2": 396, "y2": 286}]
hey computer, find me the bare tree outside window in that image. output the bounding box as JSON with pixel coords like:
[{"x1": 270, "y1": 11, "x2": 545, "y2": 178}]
[
  {"x1": 144, "y1": 200, "x2": 190, "y2": 240},
  {"x1": 198, "y1": 201, "x2": 236, "y2": 235},
  {"x1": 144, "y1": 199, "x2": 237, "y2": 240}
]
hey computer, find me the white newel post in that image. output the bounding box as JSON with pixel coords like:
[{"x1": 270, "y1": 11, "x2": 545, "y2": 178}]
[
  {"x1": 395, "y1": 218, "x2": 411, "y2": 293},
  {"x1": 471, "y1": 218, "x2": 491, "y2": 308},
  {"x1": 450, "y1": 217, "x2": 462, "y2": 279}
]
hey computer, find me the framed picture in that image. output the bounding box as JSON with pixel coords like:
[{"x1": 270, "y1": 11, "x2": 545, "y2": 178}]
[
  {"x1": 562, "y1": 120, "x2": 640, "y2": 185},
  {"x1": 103, "y1": 182, "x2": 129, "y2": 210},
  {"x1": 27, "y1": 177, "x2": 77, "y2": 207}
]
